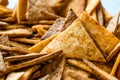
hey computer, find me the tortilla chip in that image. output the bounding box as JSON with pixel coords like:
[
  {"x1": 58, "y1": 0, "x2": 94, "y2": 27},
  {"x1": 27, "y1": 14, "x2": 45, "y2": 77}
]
[
  {"x1": 0, "y1": 51, "x2": 6, "y2": 71},
  {"x1": 9, "y1": 41, "x2": 31, "y2": 50},
  {"x1": 63, "y1": 66, "x2": 90, "y2": 80},
  {"x1": 106, "y1": 42, "x2": 120, "y2": 62},
  {"x1": 0, "y1": 29, "x2": 32, "y2": 37},
  {"x1": 106, "y1": 12, "x2": 120, "y2": 35},
  {"x1": 67, "y1": 59, "x2": 93, "y2": 73},
  {"x1": 40, "y1": 19, "x2": 105, "y2": 62},
  {"x1": 116, "y1": 23, "x2": 120, "y2": 39},
  {"x1": 110, "y1": 53, "x2": 120, "y2": 75},
  {"x1": 19, "y1": 65, "x2": 40, "y2": 80},
  {"x1": 60, "y1": 0, "x2": 86, "y2": 17},
  {"x1": 29, "y1": 32, "x2": 59, "y2": 53},
  {"x1": 0, "y1": 5, "x2": 12, "y2": 15},
  {"x1": 18, "y1": 20, "x2": 55, "y2": 25},
  {"x1": 80, "y1": 12, "x2": 120, "y2": 56},
  {"x1": 0, "y1": 34, "x2": 10, "y2": 46},
  {"x1": 41, "y1": 18, "x2": 65, "y2": 40},
  {"x1": 10, "y1": 38, "x2": 41, "y2": 44},
  {"x1": 91, "y1": 9, "x2": 97, "y2": 21},
  {"x1": 46, "y1": 56, "x2": 66, "y2": 80},
  {"x1": 0, "y1": 21, "x2": 8, "y2": 27},
  {"x1": 117, "y1": 63, "x2": 120, "y2": 79},
  {"x1": 0, "y1": 0, "x2": 8, "y2": 6},
  {"x1": 26, "y1": 0, "x2": 59, "y2": 21},
  {"x1": 83, "y1": 59, "x2": 118, "y2": 80},
  {"x1": 85, "y1": 0, "x2": 100, "y2": 14},
  {"x1": 45, "y1": 0, "x2": 69, "y2": 13},
  {"x1": 68, "y1": 70, "x2": 92, "y2": 80},
  {"x1": 17, "y1": 0, "x2": 27, "y2": 23},
  {"x1": 61, "y1": 9, "x2": 77, "y2": 31},
  {"x1": 6, "y1": 72, "x2": 24, "y2": 80},
  {"x1": 96, "y1": 3, "x2": 104, "y2": 26}
]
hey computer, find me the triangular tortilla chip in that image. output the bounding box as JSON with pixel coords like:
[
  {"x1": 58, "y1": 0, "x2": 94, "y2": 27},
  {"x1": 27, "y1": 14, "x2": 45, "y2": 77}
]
[
  {"x1": 26, "y1": 0, "x2": 59, "y2": 21},
  {"x1": 80, "y1": 12, "x2": 119, "y2": 56},
  {"x1": 85, "y1": 0, "x2": 100, "y2": 14},
  {"x1": 29, "y1": 32, "x2": 59, "y2": 53},
  {"x1": 40, "y1": 19, "x2": 105, "y2": 62},
  {"x1": 60, "y1": 0, "x2": 86, "y2": 17},
  {"x1": 106, "y1": 12, "x2": 120, "y2": 35}
]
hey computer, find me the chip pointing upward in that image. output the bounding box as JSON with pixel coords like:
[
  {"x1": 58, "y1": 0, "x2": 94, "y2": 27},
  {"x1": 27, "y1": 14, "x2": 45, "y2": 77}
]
[
  {"x1": 80, "y1": 12, "x2": 119, "y2": 56},
  {"x1": 40, "y1": 19, "x2": 105, "y2": 62}
]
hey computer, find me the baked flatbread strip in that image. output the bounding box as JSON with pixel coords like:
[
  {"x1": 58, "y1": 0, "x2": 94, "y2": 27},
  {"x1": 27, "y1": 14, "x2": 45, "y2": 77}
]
[
  {"x1": 41, "y1": 18, "x2": 65, "y2": 40},
  {"x1": 106, "y1": 42, "x2": 120, "y2": 62},
  {"x1": 85, "y1": 0, "x2": 100, "y2": 14},
  {"x1": 83, "y1": 59, "x2": 118, "y2": 80},
  {"x1": 17, "y1": 0, "x2": 27, "y2": 23},
  {"x1": 40, "y1": 19, "x2": 105, "y2": 62},
  {"x1": 26, "y1": 0, "x2": 59, "y2": 21},
  {"x1": 0, "y1": 21, "x2": 8, "y2": 26},
  {"x1": 0, "y1": 29, "x2": 32, "y2": 37},
  {"x1": 41, "y1": 9, "x2": 77, "y2": 40},
  {"x1": 80, "y1": 12, "x2": 119, "y2": 56},
  {"x1": 68, "y1": 70, "x2": 91, "y2": 80},
  {"x1": 97, "y1": 3, "x2": 104, "y2": 26},
  {"x1": 19, "y1": 65, "x2": 41, "y2": 80},
  {"x1": 0, "y1": 44, "x2": 29, "y2": 54},
  {"x1": 117, "y1": 63, "x2": 120, "y2": 79},
  {"x1": 4, "y1": 53, "x2": 47, "y2": 62},
  {"x1": 61, "y1": 9, "x2": 77, "y2": 31},
  {"x1": 110, "y1": 53, "x2": 120, "y2": 76},
  {"x1": 0, "y1": 50, "x2": 62, "y2": 76},
  {"x1": 0, "y1": 51, "x2": 6, "y2": 71},
  {"x1": 106, "y1": 12, "x2": 120, "y2": 35},
  {"x1": 67, "y1": 59, "x2": 93, "y2": 73},
  {"x1": 60, "y1": 0, "x2": 86, "y2": 17},
  {"x1": 46, "y1": 56, "x2": 66, "y2": 80}
]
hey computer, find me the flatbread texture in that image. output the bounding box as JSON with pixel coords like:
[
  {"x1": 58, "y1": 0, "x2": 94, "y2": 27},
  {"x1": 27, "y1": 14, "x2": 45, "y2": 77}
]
[
  {"x1": 85, "y1": 0, "x2": 100, "y2": 14},
  {"x1": 106, "y1": 12, "x2": 120, "y2": 35},
  {"x1": 17, "y1": 0, "x2": 27, "y2": 23},
  {"x1": 26, "y1": 0, "x2": 59, "y2": 21},
  {"x1": 60, "y1": 0, "x2": 86, "y2": 17},
  {"x1": 41, "y1": 18, "x2": 65, "y2": 40},
  {"x1": 80, "y1": 12, "x2": 120, "y2": 56},
  {"x1": 40, "y1": 19, "x2": 105, "y2": 62}
]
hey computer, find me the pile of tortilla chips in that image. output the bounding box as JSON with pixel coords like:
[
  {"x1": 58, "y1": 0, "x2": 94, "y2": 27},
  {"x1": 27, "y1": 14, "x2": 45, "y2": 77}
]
[{"x1": 0, "y1": 0, "x2": 120, "y2": 80}]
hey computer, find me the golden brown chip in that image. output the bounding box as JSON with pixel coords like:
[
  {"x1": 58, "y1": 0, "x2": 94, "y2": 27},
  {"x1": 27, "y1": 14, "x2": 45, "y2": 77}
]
[
  {"x1": 0, "y1": 0, "x2": 8, "y2": 6},
  {"x1": 110, "y1": 53, "x2": 120, "y2": 76},
  {"x1": 29, "y1": 32, "x2": 59, "y2": 53},
  {"x1": 85, "y1": 0, "x2": 100, "y2": 14},
  {"x1": 106, "y1": 12, "x2": 120, "y2": 35},
  {"x1": 0, "y1": 29, "x2": 32, "y2": 37},
  {"x1": 80, "y1": 12, "x2": 119, "y2": 56},
  {"x1": 26, "y1": 0, "x2": 59, "y2": 21},
  {"x1": 60, "y1": 0, "x2": 86, "y2": 17},
  {"x1": 96, "y1": 3, "x2": 104, "y2": 26},
  {"x1": 6, "y1": 72, "x2": 24, "y2": 80},
  {"x1": 83, "y1": 59, "x2": 118, "y2": 80},
  {"x1": 17, "y1": 0, "x2": 27, "y2": 23},
  {"x1": 40, "y1": 19, "x2": 105, "y2": 62}
]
